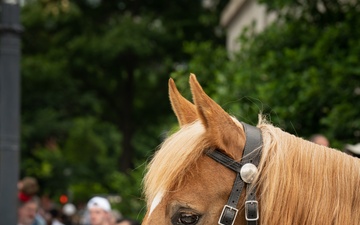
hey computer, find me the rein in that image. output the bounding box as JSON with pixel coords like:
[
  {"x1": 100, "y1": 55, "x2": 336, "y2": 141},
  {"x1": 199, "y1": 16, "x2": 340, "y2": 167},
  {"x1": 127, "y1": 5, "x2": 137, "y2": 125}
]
[{"x1": 207, "y1": 122, "x2": 262, "y2": 225}]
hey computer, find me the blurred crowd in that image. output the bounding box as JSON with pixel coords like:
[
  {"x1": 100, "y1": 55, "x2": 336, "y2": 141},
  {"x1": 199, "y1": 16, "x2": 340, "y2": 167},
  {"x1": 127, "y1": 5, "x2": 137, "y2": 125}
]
[
  {"x1": 17, "y1": 177, "x2": 140, "y2": 225},
  {"x1": 309, "y1": 133, "x2": 360, "y2": 158},
  {"x1": 16, "y1": 135, "x2": 360, "y2": 225}
]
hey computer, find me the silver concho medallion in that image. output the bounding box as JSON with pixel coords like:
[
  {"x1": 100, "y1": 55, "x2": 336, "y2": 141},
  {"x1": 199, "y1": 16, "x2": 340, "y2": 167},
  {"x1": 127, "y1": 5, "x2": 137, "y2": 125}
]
[{"x1": 240, "y1": 163, "x2": 258, "y2": 184}]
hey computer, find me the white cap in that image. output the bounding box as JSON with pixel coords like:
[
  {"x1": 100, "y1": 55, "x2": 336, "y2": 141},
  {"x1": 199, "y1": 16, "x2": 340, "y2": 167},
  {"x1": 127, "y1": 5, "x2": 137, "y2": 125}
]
[
  {"x1": 87, "y1": 196, "x2": 111, "y2": 212},
  {"x1": 345, "y1": 143, "x2": 360, "y2": 155}
]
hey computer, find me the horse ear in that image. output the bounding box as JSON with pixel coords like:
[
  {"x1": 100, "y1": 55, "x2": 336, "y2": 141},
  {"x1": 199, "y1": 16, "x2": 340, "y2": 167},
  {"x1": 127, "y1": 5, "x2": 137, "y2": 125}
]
[
  {"x1": 169, "y1": 78, "x2": 198, "y2": 126},
  {"x1": 189, "y1": 74, "x2": 245, "y2": 159}
]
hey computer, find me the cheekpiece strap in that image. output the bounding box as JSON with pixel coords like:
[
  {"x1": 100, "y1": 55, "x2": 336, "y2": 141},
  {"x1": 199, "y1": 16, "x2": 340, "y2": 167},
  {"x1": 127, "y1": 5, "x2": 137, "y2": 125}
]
[
  {"x1": 206, "y1": 122, "x2": 262, "y2": 225},
  {"x1": 242, "y1": 123, "x2": 262, "y2": 225}
]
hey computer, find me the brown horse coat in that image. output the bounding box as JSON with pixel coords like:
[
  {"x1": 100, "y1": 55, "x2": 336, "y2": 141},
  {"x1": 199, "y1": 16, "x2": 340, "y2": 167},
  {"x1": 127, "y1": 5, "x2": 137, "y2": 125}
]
[{"x1": 142, "y1": 74, "x2": 360, "y2": 225}]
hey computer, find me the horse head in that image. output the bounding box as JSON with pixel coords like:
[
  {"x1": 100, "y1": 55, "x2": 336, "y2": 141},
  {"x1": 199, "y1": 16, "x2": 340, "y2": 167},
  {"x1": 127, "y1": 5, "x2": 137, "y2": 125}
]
[
  {"x1": 142, "y1": 74, "x2": 360, "y2": 225},
  {"x1": 142, "y1": 74, "x2": 251, "y2": 225}
]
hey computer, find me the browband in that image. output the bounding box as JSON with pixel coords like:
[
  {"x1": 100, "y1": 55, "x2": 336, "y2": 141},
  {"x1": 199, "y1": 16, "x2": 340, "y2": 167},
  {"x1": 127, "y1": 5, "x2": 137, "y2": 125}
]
[{"x1": 206, "y1": 122, "x2": 262, "y2": 225}]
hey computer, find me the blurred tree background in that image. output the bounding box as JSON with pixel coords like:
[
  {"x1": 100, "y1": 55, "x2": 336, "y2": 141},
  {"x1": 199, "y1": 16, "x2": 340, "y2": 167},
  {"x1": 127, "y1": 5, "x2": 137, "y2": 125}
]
[
  {"x1": 173, "y1": 0, "x2": 360, "y2": 147},
  {"x1": 21, "y1": 0, "x2": 228, "y2": 219},
  {"x1": 20, "y1": 0, "x2": 360, "y2": 221}
]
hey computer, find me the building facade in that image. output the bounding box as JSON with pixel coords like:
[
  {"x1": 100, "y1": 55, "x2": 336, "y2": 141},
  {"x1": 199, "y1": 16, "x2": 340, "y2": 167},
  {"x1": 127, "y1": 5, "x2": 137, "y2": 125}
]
[{"x1": 220, "y1": 0, "x2": 276, "y2": 53}]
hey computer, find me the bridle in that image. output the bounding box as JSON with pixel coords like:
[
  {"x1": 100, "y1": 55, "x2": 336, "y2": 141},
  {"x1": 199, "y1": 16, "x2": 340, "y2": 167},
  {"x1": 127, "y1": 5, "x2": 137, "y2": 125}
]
[
  {"x1": 207, "y1": 122, "x2": 262, "y2": 225},
  {"x1": 206, "y1": 122, "x2": 262, "y2": 225}
]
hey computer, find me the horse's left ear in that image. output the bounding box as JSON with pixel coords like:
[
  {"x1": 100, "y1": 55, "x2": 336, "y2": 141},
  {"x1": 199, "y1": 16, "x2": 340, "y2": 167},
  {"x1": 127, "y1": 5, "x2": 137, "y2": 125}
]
[
  {"x1": 189, "y1": 74, "x2": 246, "y2": 160},
  {"x1": 169, "y1": 78, "x2": 198, "y2": 126}
]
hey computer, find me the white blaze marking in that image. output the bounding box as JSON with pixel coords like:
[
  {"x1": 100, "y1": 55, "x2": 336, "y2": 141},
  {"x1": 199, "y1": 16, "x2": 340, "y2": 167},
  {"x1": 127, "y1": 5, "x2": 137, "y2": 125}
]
[{"x1": 149, "y1": 191, "x2": 164, "y2": 216}]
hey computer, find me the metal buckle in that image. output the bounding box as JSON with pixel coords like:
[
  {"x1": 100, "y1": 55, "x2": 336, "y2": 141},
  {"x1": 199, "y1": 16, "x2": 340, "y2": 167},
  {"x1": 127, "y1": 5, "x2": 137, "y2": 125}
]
[
  {"x1": 245, "y1": 200, "x2": 259, "y2": 221},
  {"x1": 218, "y1": 205, "x2": 239, "y2": 225}
]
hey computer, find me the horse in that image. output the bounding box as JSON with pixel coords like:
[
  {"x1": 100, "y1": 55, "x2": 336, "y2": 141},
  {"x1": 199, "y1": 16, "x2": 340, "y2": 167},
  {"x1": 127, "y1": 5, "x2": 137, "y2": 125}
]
[{"x1": 141, "y1": 74, "x2": 360, "y2": 225}]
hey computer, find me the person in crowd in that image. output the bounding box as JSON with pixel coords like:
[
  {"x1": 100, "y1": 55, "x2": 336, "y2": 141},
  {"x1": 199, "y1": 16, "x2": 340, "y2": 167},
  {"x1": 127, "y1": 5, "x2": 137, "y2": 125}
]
[
  {"x1": 18, "y1": 177, "x2": 46, "y2": 225},
  {"x1": 116, "y1": 218, "x2": 140, "y2": 225},
  {"x1": 62, "y1": 203, "x2": 77, "y2": 225},
  {"x1": 344, "y1": 143, "x2": 360, "y2": 158},
  {"x1": 109, "y1": 210, "x2": 122, "y2": 225},
  {"x1": 87, "y1": 196, "x2": 112, "y2": 225},
  {"x1": 49, "y1": 208, "x2": 64, "y2": 225},
  {"x1": 309, "y1": 134, "x2": 329, "y2": 147},
  {"x1": 18, "y1": 196, "x2": 46, "y2": 225}
]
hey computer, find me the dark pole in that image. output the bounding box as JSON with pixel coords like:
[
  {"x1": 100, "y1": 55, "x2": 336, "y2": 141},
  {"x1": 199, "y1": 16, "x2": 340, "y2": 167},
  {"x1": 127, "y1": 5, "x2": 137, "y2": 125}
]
[{"x1": 0, "y1": 0, "x2": 22, "y2": 224}]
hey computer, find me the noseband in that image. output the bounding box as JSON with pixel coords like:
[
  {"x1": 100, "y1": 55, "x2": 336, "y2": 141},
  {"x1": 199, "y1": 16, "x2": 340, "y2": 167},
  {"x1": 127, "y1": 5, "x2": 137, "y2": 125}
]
[{"x1": 207, "y1": 122, "x2": 262, "y2": 225}]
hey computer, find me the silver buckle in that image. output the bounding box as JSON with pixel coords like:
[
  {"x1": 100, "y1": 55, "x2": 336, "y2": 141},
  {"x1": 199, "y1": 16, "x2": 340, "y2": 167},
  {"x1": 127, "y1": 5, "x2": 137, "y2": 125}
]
[
  {"x1": 245, "y1": 200, "x2": 259, "y2": 221},
  {"x1": 218, "y1": 205, "x2": 239, "y2": 225}
]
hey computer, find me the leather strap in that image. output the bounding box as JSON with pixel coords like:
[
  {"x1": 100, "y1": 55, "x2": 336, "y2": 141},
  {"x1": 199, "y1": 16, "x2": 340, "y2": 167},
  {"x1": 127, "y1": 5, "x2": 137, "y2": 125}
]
[
  {"x1": 241, "y1": 122, "x2": 262, "y2": 165},
  {"x1": 206, "y1": 150, "x2": 243, "y2": 173},
  {"x1": 207, "y1": 122, "x2": 262, "y2": 225},
  {"x1": 242, "y1": 122, "x2": 262, "y2": 225},
  {"x1": 245, "y1": 185, "x2": 259, "y2": 225}
]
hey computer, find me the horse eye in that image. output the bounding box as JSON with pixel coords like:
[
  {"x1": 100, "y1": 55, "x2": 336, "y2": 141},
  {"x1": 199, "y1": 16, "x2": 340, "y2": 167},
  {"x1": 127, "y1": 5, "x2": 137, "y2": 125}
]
[
  {"x1": 173, "y1": 212, "x2": 200, "y2": 225},
  {"x1": 179, "y1": 213, "x2": 199, "y2": 224}
]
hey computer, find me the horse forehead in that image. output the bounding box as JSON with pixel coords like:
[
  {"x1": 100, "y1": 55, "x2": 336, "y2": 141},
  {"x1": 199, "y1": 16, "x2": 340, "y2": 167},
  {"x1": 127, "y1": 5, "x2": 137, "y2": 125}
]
[
  {"x1": 144, "y1": 157, "x2": 236, "y2": 224},
  {"x1": 168, "y1": 156, "x2": 235, "y2": 200},
  {"x1": 147, "y1": 162, "x2": 214, "y2": 217}
]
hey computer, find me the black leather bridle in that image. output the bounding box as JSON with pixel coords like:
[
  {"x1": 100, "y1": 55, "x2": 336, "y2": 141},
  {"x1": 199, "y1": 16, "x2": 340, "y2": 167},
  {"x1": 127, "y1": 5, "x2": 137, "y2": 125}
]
[{"x1": 206, "y1": 122, "x2": 262, "y2": 225}]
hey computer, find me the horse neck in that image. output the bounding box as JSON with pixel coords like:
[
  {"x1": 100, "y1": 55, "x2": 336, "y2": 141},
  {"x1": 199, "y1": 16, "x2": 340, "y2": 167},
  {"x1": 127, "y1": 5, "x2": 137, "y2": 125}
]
[{"x1": 258, "y1": 124, "x2": 360, "y2": 225}]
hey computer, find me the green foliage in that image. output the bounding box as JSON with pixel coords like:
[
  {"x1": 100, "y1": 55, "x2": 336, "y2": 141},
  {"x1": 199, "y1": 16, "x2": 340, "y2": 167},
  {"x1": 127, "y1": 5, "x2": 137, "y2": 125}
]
[
  {"x1": 173, "y1": 0, "x2": 360, "y2": 149},
  {"x1": 20, "y1": 0, "x2": 226, "y2": 220},
  {"x1": 171, "y1": 41, "x2": 230, "y2": 101},
  {"x1": 19, "y1": 0, "x2": 360, "y2": 220},
  {"x1": 107, "y1": 164, "x2": 146, "y2": 220},
  {"x1": 233, "y1": 0, "x2": 360, "y2": 147}
]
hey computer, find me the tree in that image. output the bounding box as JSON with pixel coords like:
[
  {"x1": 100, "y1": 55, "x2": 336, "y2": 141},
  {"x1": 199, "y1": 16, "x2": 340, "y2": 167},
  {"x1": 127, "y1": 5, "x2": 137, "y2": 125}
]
[
  {"x1": 236, "y1": 0, "x2": 360, "y2": 147},
  {"x1": 20, "y1": 0, "x2": 227, "y2": 218},
  {"x1": 174, "y1": 0, "x2": 360, "y2": 148}
]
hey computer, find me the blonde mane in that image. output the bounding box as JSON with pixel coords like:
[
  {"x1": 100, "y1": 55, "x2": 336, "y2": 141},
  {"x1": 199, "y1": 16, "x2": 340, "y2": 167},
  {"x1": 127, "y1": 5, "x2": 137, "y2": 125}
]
[
  {"x1": 257, "y1": 122, "x2": 360, "y2": 224},
  {"x1": 144, "y1": 117, "x2": 360, "y2": 224},
  {"x1": 143, "y1": 120, "x2": 209, "y2": 205}
]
